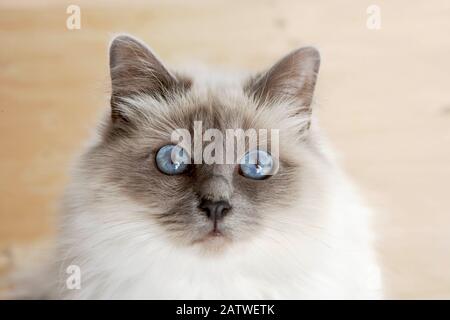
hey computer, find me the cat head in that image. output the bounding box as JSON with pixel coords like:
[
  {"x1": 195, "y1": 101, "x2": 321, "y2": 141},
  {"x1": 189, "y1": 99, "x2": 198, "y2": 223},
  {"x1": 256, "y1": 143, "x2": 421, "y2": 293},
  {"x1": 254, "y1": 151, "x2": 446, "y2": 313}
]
[{"x1": 80, "y1": 34, "x2": 325, "y2": 253}]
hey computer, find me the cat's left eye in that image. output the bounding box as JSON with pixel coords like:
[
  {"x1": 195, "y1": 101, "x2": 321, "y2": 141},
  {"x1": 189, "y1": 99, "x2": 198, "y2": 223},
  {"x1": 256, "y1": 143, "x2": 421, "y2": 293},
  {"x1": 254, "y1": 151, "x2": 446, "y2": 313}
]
[
  {"x1": 239, "y1": 150, "x2": 274, "y2": 180},
  {"x1": 156, "y1": 145, "x2": 190, "y2": 175}
]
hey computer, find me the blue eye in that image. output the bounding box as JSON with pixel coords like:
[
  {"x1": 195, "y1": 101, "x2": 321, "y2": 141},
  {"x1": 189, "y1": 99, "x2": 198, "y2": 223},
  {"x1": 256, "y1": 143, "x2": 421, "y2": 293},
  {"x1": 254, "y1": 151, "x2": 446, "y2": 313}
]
[
  {"x1": 239, "y1": 150, "x2": 274, "y2": 180},
  {"x1": 156, "y1": 145, "x2": 190, "y2": 175}
]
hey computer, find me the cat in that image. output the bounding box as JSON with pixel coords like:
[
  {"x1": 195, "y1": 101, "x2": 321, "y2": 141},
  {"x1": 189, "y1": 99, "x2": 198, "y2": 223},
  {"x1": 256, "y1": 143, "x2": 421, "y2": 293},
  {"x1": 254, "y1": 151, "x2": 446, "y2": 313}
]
[{"x1": 16, "y1": 34, "x2": 383, "y2": 299}]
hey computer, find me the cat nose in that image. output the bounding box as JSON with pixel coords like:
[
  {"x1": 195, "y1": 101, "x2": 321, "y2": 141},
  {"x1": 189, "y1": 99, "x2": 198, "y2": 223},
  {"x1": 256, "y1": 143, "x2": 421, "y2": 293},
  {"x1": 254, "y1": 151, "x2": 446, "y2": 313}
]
[{"x1": 199, "y1": 199, "x2": 231, "y2": 221}]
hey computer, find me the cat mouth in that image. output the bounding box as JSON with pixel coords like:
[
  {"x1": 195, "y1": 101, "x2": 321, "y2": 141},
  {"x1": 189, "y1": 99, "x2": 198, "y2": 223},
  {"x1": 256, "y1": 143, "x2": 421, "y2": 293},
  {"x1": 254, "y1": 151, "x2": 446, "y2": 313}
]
[
  {"x1": 203, "y1": 227, "x2": 226, "y2": 240},
  {"x1": 207, "y1": 228, "x2": 224, "y2": 237},
  {"x1": 192, "y1": 226, "x2": 231, "y2": 246}
]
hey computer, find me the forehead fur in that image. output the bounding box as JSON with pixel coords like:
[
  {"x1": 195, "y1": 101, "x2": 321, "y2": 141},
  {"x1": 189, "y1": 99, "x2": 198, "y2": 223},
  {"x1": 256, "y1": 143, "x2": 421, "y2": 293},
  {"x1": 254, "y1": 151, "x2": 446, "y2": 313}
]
[{"x1": 114, "y1": 70, "x2": 312, "y2": 146}]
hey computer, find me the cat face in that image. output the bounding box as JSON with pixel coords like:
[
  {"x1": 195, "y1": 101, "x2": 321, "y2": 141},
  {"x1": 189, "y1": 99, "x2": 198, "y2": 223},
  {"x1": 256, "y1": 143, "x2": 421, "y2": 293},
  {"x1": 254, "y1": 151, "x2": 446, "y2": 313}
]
[{"x1": 81, "y1": 35, "x2": 322, "y2": 252}]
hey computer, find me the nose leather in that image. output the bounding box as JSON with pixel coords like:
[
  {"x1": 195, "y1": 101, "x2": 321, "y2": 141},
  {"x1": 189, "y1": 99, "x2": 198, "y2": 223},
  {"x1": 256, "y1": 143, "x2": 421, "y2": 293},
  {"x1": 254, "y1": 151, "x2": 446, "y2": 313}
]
[{"x1": 199, "y1": 199, "x2": 231, "y2": 222}]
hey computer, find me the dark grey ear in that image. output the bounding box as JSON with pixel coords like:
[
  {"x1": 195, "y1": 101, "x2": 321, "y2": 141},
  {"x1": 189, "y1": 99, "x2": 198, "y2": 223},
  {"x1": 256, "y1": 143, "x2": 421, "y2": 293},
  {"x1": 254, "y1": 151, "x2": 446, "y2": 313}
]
[
  {"x1": 245, "y1": 47, "x2": 320, "y2": 114},
  {"x1": 109, "y1": 35, "x2": 190, "y2": 121}
]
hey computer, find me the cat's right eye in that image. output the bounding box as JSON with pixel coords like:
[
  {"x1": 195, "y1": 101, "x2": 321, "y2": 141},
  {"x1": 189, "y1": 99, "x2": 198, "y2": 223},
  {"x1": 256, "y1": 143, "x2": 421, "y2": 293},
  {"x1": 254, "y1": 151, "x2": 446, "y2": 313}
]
[{"x1": 155, "y1": 145, "x2": 190, "y2": 175}]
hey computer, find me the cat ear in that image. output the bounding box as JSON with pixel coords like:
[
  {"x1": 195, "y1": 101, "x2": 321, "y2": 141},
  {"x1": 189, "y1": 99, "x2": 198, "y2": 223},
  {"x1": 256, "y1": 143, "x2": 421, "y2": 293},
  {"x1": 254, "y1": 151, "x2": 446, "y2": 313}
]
[
  {"x1": 246, "y1": 47, "x2": 320, "y2": 116},
  {"x1": 109, "y1": 34, "x2": 190, "y2": 121}
]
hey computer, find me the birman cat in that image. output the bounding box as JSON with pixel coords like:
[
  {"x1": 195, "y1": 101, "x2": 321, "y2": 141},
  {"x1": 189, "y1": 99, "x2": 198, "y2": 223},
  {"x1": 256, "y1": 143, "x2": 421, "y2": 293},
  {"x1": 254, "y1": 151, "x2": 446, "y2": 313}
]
[{"x1": 15, "y1": 34, "x2": 382, "y2": 299}]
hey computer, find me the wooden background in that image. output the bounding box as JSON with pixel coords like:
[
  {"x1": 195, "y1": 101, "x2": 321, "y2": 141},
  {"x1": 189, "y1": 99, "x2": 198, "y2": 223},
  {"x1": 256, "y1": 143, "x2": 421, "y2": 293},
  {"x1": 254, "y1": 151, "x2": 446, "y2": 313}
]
[{"x1": 1, "y1": 0, "x2": 449, "y2": 298}]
